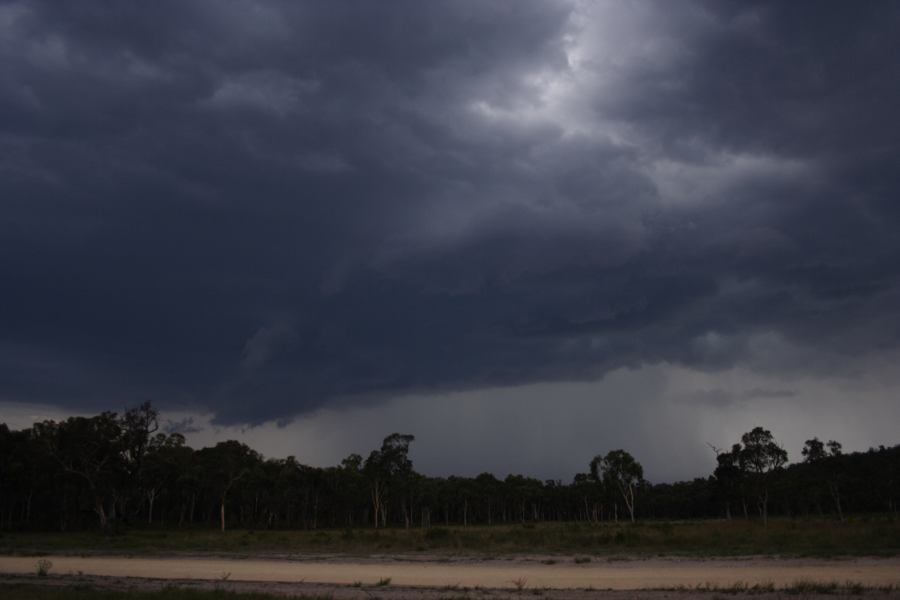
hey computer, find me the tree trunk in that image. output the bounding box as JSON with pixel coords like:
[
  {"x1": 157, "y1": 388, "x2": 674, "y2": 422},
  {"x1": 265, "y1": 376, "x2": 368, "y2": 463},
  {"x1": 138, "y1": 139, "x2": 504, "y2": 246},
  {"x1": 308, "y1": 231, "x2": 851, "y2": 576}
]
[
  {"x1": 371, "y1": 483, "x2": 381, "y2": 529},
  {"x1": 220, "y1": 496, "x2": 227, "y2": 532},
  {"x1": 108, "y1": 497, "x2": 117, "y2": 533},
  {"x1": 828, "y1": 482, "x2": 844, "y2": 522},
  {"x1": 622, "y1": 484, "x2": 636, "y2": 523},
  {"x1": 147, "y1": 489, "x2": 156, "y2": 525},
  {"x1": 312, "y1": 492, "x2": 319, "y2": 530},
  {"x1": 95, "y1": 496, "x2": 109, "y2": 532},
  {"x1": 60, "y1": 492, "x2": 68, "y2": 532}
]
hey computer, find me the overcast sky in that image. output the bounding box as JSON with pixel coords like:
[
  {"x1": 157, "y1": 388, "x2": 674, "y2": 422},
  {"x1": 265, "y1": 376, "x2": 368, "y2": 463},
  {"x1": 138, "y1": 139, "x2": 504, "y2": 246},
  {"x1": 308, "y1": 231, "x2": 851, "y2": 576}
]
[{"x1": 2, "y1": 0, "x2": 899, "y2": 482}]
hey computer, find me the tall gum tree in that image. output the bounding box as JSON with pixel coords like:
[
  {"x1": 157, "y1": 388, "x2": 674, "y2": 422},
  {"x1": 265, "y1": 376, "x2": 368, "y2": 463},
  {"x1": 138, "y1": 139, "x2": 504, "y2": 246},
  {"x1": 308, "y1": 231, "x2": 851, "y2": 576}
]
[
  {"x1": 738, "y1": 427, "x2": 788, "y2": 526},
  {"x1": 197, "y1": 441, "x2": 260, "y2": 532},
  {"x1": 591, "y1": 449, "x2": 644, "y2": 523},
  {"x1": 33, "y1": 413, "x2": 125, "y2": 533},
  {"x1": 363, "y1": 433, "x2": 415, "y2": 529},
  {"x1": 802, "y1": 437, "x2": 844, "y2": 521}
]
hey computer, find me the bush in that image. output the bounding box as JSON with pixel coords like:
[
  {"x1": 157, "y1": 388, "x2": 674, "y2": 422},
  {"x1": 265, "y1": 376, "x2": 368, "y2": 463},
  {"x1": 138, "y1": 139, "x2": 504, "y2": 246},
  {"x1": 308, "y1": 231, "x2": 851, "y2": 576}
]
[{"x1": 35, "y1": 559, "x2": 52, "y2": 577}]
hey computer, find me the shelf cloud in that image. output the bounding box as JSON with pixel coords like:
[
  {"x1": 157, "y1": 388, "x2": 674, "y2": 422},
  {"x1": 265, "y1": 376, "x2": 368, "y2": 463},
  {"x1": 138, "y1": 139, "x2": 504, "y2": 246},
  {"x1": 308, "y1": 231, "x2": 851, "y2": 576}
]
[{"x1": 2, "y1": 1, "x2": 899, "y2": 475}]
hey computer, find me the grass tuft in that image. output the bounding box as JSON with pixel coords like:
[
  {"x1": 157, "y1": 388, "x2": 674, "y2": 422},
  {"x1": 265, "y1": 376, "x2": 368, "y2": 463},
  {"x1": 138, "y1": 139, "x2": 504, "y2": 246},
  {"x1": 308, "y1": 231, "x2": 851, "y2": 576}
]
[
  {"x1": 510, "y1": 576, "x2": 528, "y2": 591},
  {"x1": 35, "y1": 559, "x2": 52, "y2": 577}
]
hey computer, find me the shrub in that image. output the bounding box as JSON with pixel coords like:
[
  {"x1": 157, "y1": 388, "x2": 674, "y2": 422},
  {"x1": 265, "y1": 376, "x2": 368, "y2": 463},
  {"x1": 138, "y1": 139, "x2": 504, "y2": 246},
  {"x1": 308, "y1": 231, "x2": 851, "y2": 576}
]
[{"x1": 35, "y1": 558, "x2": 53, "y2": 577}]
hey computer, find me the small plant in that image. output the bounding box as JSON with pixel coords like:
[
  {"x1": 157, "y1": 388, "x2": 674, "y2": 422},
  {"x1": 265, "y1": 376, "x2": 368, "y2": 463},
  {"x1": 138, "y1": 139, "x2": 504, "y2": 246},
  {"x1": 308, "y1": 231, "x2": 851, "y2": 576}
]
[
  {"x1": 511, "y1": 576, "x2": 528, "y2": 591},
  {"x1": 35, "y1": 558, "x2": 53, "y2": 577},
  {"x1": 351, "y1": 581, "x2": 363, "y2": 588},
  {"x1": 574, "y1": 556, "x2": 591, "y2": 564},
  {"x1": 540, "y1": 559, "x2": 556, "y2": 565},
  {"x1": 376, "y1": 577, "x2": 392, "y2": 586},
  {"x1": 220, "y1": 571, "x2": 231, "y2": 581}
]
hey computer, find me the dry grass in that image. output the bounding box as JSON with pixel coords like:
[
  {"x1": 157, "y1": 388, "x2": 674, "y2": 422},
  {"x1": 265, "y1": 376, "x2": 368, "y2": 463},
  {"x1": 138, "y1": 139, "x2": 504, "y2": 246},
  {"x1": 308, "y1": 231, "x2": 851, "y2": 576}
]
[{"x1": 0, "y1": 517, "x2": 898, "y2": 558}]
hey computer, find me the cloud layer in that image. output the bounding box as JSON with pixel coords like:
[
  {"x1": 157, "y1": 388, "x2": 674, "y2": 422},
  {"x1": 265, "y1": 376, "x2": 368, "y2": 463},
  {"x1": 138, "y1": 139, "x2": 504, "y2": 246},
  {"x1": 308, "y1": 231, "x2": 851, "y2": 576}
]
[{"x1": 2, "y1": 0, "x2": 900, "y2": 431}]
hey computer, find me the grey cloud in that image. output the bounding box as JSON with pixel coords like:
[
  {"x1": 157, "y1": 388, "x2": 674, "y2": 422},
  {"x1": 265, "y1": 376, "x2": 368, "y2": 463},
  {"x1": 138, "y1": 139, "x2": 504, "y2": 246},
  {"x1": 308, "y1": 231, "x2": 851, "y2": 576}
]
[
  {"x1": 687, "y1": 386, "x2": 796, "y2": 409},
  {"x1": 741, "y1": 388, "x2": 796, "y2": 400},
  {"x1": 688, "y1": 388, "x2": 735, "y2": 409},
  {"x1": 1, "y1": 0, "x2": 899, "y2": 427},
  {"x1": 241, "y1": 320, "x2": 296, "y2": 370},
  {"x1": 163, "y1": 416, "x2": 203, "y2": 435}
]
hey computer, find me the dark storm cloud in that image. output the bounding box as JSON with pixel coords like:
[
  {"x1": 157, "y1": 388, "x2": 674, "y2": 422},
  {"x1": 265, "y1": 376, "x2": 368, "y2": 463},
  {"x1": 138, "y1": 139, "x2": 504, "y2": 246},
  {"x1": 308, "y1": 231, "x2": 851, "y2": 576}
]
[
  {"x1": 1, "y1": 0, "x2": 899, "y2": 423},
  {"x1": 162, "y1": 416, "x2": 202, "y2": 435}
]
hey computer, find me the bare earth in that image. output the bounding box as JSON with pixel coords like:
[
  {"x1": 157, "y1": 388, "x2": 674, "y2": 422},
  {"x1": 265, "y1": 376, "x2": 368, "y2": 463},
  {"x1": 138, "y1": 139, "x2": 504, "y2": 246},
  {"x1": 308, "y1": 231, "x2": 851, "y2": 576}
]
[{"x1": 2, "y1": 555, "x2": 900, "y2": 591}]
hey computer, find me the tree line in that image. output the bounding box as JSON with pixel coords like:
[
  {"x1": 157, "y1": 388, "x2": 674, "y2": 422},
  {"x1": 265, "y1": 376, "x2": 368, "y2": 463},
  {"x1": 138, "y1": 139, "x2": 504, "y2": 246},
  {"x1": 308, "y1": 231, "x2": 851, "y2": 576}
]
[{"x1": 0, "y1": 403, "x2": 898, "y2": 533}]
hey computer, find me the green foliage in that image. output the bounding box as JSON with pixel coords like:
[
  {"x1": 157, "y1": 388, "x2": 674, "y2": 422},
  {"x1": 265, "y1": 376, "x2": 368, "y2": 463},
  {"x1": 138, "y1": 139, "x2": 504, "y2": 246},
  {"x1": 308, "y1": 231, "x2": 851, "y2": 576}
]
[
  {"x1": 2, "y1": 403, "x2": 899, "y2": 535},
  {"x1": 740, "y1": 427, "x2": 788, "y2": 475},
  {"x1": 589, "y1": 449, "x2": 644, "y2": 523}
]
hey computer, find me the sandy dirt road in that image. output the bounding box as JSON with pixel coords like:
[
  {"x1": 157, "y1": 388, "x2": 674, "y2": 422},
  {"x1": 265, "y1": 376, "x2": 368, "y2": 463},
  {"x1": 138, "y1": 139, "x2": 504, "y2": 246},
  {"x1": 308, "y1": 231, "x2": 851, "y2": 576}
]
[{"x1": 2, "y1": 555, "x2": 900, "y2": 590}]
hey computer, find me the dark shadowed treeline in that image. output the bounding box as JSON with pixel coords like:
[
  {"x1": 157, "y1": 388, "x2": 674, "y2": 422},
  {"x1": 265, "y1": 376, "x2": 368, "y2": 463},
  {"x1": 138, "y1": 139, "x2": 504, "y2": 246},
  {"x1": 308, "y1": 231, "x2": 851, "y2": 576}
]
[{"x1": 1, "y1": 403, "x2": 898, "y2": 533}]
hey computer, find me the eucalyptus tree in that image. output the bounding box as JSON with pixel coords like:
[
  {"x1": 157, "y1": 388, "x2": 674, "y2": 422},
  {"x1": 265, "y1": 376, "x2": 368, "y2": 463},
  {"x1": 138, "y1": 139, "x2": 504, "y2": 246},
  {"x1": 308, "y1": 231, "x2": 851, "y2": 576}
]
[
  {"x1": 335, "y1": 453, "x2": 366, "y2": 526},
  {"x1": 0, "y1": 425, "x2": 39, "y2": 528},
  {"x1": 571, "y1": 472, "x2": 601, "y2": 522},
  {"x1": 590, "y1": 450, "x2": 644, "y2": 523},
  {"x1": 712, "y1": 444, "x2": 748, "y2": 519},
  {"x1": 142, "y1": 432, "x2": 191, "y2": 525},
  {"x1": 738, "y1": 427, "x2": 787, "y2": 526},
  {"x1": 802, "y1": 437, "x2": 844, "y2": 521},
  {"x1": 475, "y1": 472, "x2": 501, "y2": 525},
  {"x1": 32, "y1": 413, "x2": 126, "y2": 532},
  {"x1": 197, "y1": 440, "x2": 261, "y2": 531},
  {"x1": 447, "y1": 475, "x2": 477, "y2": 526},
  {"x1": 121, "y1": 402, "x2": 159, "y2": 479},
  {"x1": 363, "y1": 433, "x2": 415, "y2": 528}
]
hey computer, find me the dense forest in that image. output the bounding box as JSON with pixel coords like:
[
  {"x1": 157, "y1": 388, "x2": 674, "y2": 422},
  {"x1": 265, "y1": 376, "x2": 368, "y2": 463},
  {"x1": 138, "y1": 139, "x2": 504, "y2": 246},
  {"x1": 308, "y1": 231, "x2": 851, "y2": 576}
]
[{"x1": 1, "y1": 403, "x2": 898, "y2": 533}]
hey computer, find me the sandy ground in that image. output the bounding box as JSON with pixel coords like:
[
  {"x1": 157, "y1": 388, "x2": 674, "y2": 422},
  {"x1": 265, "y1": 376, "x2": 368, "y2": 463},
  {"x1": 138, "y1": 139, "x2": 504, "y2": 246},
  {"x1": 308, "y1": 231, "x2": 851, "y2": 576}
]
[{"x1": 2, "y1": 555, "x2": 900, "y2": 590}]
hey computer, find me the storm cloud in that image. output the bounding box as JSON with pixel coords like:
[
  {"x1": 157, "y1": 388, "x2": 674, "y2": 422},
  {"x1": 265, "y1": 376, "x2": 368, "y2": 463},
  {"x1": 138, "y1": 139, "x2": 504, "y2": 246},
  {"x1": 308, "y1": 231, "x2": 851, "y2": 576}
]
[{"x1": 2, "y1": 0, "x2": 899, "y2": 454}]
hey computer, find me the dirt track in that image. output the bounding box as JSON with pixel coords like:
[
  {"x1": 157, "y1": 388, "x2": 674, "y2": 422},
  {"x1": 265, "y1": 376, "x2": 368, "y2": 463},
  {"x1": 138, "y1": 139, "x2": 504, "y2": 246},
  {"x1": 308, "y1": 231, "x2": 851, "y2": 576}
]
[{"x1": 2, "y1": 555, "x2": 900, "y2": 590}]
